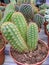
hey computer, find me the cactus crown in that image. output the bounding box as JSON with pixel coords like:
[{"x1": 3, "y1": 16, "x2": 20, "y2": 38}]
[{"x1": 1, "y1": 12, "x2": 38, "y2": 53}]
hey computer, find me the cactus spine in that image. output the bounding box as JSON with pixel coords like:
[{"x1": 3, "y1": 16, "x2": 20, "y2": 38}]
[
  {"x1": 11, "y1": 12, "x2": 27, "y2": 42},
  {"x1": 20, "y1": 4, "x2": 34, "y2": 21},
  {"x1": 34, "y1": 14, "x2": 45, "y2": 28},
  {"x1": 27, "y1": 23, "x2": 38, "y2": 51},
  {"x1": 1, "y1": 22, "x2": 28, "y2": 53}
]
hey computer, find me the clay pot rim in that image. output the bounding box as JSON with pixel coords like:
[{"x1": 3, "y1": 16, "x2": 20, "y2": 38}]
[
  {"x1": 0, "y1": 44, "x2": 5, "y2": 53},
  {"x1": 10, "y1": 39, "x2": 49, "y2": 65}
]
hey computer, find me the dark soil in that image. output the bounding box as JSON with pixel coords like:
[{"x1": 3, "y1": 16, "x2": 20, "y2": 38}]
[{"x1": 11, "y1": 41, "x2": 48, "y2": 64}]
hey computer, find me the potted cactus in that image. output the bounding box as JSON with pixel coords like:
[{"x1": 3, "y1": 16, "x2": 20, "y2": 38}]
[
  {"x1": 34, "y1": 14, "x2": 45, "y2": 32},
  {"x1": 1, "y1": 12, "x2": 49, "y2": 65},
  {"x1": 0, "y1": 32, "x2": 6, "y2": 65}
]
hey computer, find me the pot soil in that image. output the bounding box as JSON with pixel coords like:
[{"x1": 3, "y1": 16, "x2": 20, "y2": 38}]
[{"x1": 10, "y1": 39, "x2": 48, "y2": 65}]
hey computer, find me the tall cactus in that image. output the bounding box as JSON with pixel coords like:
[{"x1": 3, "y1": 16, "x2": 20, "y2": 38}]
[
  {"x1": 11, "y1": 12, "x2": 27, "y2": 41},
  {"x1": 20, "y1": 4, "x2": 34, "y2": 21},
  {"x1": 34, "y1": 14, "x2": 45, "y2": 28},
  {"x1": 27, "y1": 23, "x2": 38, "y2": 51},
  {"x1": 1, "y1": 22, "x2": 28, "y2": 53}
]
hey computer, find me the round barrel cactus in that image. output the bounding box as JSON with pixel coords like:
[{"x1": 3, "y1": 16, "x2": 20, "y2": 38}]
[
  {"x1": 20, "y1": 4, "x2": 34, "y2": 21},
  {"x1": 34, "y1": 14, "x2": 45, "y2": 28}
]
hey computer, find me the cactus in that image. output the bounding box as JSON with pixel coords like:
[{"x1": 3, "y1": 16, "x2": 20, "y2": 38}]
[
  {"x1": 47, "y1": 24, "x2": 49, "y2": 32},
  {"x1": 11, "y1": 12, "x2": 27, "y2": 41},
  {"x1": 4, "y1": 3, "x2": 15, "y2": 15},
  {"x1": 15, "y1": 5, "x2": 19, "y2": 12},
  {"x1": 20, "y1": 4, "x2": 34, "y2": 21},
  {"x1": 0, "y1": 6, "x2": 5, "y2": 11},
  {"x1": 0, "y1": 10, "x2": 14, "y2": 26},
  {"x1": 39, "y1": 10, "x2": 45, "y2": 16},
  {"x1": 34, "y1": 14, "x2": 45, "y2": 28},
  {"x1": 27, "y1": 23, "x2": 38, "y2": 51},
  {"x1": 0, "y1": 10, "x2": 2, "y2": 21},
  {"x1": 1, "y1": 22, "x2": 28, "y2": 53},
  {"x1": 16, "y1": 0, "x2": 30, "y2": 5},
  {"x1": 39, "y1": 4, "x2": 49, "y2": 10},
  {"x1": 4, "y1": 0, "x2": 10, "y2": 4}
]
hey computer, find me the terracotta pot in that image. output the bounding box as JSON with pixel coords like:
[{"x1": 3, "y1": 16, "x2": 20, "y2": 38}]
[
  {"x1": 43, "y1": 22, "x2": 48, "y2": 35},
  {"x1": 10, "y1": 39, "x2": 49, "y2": 65},
  {"x1": 0, "y1": 45, "x2": 5, "y2": 65},
  {"x1": 0, "y1": 32, "x2": 6, "y2": 65}
]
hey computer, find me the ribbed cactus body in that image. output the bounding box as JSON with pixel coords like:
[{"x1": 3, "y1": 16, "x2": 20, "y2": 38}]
[
  {"x1": 1, "y1": 22, "x2": 28, "y2": 53},
  {"x1": 34, "y1": 14, "x2": 45, "y2": 28},
  {"x1": 0, "y1": 10, "x2": 2, "y2": 21},
  {"x1": 4, "y1": 3, "x2": 15, "y2": 15},
  {"x1": 20, "y1": 4, "x2": 34, "y2": 21},
  {"x1": 0, "y1": 10, "x2": 14, "y2": 26},
  {"x1": 27, "y1": 23, "x2": 38, "y2": 51},
  {"x1": 11, "y1": 12, "x2": 27, "y2": 42}
]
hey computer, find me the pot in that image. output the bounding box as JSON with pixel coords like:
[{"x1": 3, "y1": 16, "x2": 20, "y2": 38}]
[
  {"x1": 10, "y1": 39, "x2": 49, "y2": 65},
  {"x1": 43, "y1": 22, "x2": 48, "y2": 35},
  {"x1": 0, "y1": 32, "x2": 6, "y2": 65}
]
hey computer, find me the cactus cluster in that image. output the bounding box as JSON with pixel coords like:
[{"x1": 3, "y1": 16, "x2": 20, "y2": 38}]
[
  {"x1": 20, "y1": 4, "x2": 34, "y2": 21},
  {"x1": 34, "y1": 14, "x2": 45, "y2": 28},
  {"x1": 1, "y1": 12, "x2": 38, "y2": 53}
]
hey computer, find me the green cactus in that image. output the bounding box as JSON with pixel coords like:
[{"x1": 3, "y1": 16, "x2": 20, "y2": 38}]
[
  {"x1": 0, "y1": 10, "x2": 14, "y2": 26},
  {"x1": 4, "y1": 3, "x2": 15, "y2": 15},
  {"x1": 34, "y1": 14, "x2": 45, "y2": 28},
  {"x1": 1, "y1": 22, "x2": 28, "y2": 53},
  {"x1": 39, "y1": 4, "x2": 49, "y2": 10},
  {"x1": 39, "y1": 10, "x2": 45, "y2": 16},
  {"x1": 20, "y1": 4, "x2": 34, "y2": 21},
  {"x1": 0, "y1": 10, "x2": 2, "y2": 21},
  {"x1": 0, "y1": 6, "x2": 5, "y2": 11},
  {"x1": 11, "y1": 12, "x2": 27, "y2": 42},
  {"x1": 47, "y1": 24, "x2": 49, "y2": 32},
  {"x1": 27, "y1": 23, "x2": 38, "y2": 51},
  {"x1": 15, "y1": 5, "x2": 19, "y2": 12},
  {"x1": 16, "y1": 0, "x2": 30, "y2": 5}
]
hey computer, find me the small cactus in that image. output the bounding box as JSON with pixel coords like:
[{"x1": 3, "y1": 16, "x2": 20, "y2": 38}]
[
  {"x1": 11, "y1": 12, "x2": 27, "y2": 42},
  {"x1": 34, "y1": 14, "x2": 45, "y2": 28},
  {"x1": 1, "y1": 22, "x2": 28, "y2": 53},
  {"x1": 20, "y1": 4, "x2": 34, "y2": 21},
  {"x1": 27, "y1": 23, "x2": 38, "y2": 51}
]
